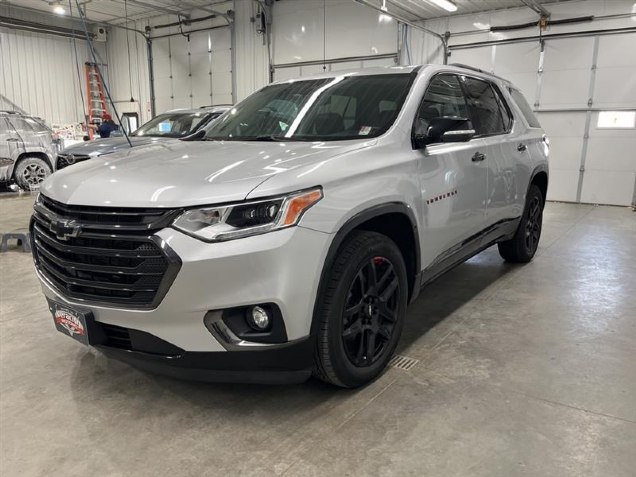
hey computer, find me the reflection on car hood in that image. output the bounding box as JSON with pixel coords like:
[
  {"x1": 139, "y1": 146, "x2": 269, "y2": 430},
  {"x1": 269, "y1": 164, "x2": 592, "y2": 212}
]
[
  {"x1": 42, "y1": 139, "x2": 372, "y2": 207},
  {"x1": 60, "y1": 136, "x2": 168, "y2": 156}
]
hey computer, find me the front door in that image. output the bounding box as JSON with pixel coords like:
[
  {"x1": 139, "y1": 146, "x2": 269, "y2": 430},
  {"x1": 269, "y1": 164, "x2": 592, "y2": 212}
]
[{"x1": 413, "y1": 73, "x2": 489, "y2": 268}]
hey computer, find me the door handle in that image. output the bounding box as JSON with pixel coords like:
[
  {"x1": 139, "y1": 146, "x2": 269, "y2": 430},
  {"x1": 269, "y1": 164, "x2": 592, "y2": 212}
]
[
  {"x1": 517, "y1": 143, "x2": 527, "y2": 152},
  {"x1": 6, "y1": 138, "x2": 20, "y2": 142},
  {"x1": 472, "y1": 152, "x2": 486, "y2": 162}
]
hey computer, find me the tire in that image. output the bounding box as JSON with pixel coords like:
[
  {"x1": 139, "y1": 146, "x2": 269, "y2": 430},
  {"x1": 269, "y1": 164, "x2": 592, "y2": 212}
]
[
  {"x1": 13, "y1": 156, "x2": 52, "y2": 191},
  {"x1": 498, "y1": 184, "x2": 544, "y2": 263},
  {"x1": 314, "y1": 231, "x2": 409, "y2": 388}
]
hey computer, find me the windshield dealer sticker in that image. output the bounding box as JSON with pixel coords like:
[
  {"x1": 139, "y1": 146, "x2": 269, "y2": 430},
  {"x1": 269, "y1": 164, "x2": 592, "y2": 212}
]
[
  {"x1": 359, "y1": 126, "x2": 372, "y2": 135},
  {"x1": 54, "y1": 309, "x2": 86, "y2": 337}
]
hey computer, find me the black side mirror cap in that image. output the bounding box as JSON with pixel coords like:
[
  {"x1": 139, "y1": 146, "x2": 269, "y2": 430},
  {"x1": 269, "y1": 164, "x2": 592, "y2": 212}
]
[{"x1": 413, "y1": 116, "x2": 475, "y2": 149}]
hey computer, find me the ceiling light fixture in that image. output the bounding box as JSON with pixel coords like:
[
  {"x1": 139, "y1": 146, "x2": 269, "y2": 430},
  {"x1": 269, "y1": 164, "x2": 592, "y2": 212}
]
[
  {"x1": 51, "y1": 2, "x2": 66, "y2": 15},
  {"x1": 381, "y1": 0, "x2": 388, "y2": 12},
  {"x1": 428, "y1": 0, "x2": 458, "y2": 13}
]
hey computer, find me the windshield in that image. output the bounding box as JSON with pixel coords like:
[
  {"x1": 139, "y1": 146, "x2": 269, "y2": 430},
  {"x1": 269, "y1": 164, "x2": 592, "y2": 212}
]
[
  {"x1": 204, "y1": 73, "x2": 414, "y2": 141},
  {"x1": 132, "y1": 112, "x2": 212, "y2": 138}
]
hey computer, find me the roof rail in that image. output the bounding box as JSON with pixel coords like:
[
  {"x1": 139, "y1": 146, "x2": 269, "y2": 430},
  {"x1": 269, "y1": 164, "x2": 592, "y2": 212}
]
[{"x1": 449, "y1": 63, "x2": 511, "y2": 83}]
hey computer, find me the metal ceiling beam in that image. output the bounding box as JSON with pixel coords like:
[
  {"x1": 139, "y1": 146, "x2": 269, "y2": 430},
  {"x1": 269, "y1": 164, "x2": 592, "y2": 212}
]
[
  {"x1": 153, "y1": 0, "x2": 232, "y2": 22},
  {"x1": 385, "y1": 0, "x2": 432, "y2": 22},
  {"x1": 520, "y1": 0, "x2": 550, "y2": 18},
  {"x1": 124, "y1": 0, "x2": 189, "y2": 18}
]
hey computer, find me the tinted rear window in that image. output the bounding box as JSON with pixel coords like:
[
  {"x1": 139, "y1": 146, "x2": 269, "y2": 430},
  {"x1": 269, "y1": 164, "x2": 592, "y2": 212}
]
[
  {"x1": 509, "y1": 88, "x2": 541, "y2": 128},
  {"x1": 461, "y1": 76, "x2": 507, "y2": 136}
]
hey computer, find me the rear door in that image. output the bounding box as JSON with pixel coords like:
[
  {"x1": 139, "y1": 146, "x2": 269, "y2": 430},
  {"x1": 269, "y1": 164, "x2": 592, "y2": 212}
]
[
  {"x1": 414, "y1": 73, "x2": 489, "y2": 267},
  {"x1": 6, "y1": 116, "x2": 54, "y2": 157},
  {"x1": 1, "y1": 117, "x2": 17, "y2": 180},
  {"x1": 458, "y1": 75, "x2": 517, "y2": 226},
  {"x1": 0, "y1": 116, "x2": 26, "y2": 163}
]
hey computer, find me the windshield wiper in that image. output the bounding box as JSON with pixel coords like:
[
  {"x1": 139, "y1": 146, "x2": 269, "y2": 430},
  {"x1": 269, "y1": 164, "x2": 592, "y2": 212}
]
[
  {"x1": 251, "y1": 135, "x2": 287, "y2": 141},
  {"x1": 181, "y1": 130, "x2": 206, "y2": 141},
  {"x1": 195, "y1": 135, "x2": 291, "y2": 142}
]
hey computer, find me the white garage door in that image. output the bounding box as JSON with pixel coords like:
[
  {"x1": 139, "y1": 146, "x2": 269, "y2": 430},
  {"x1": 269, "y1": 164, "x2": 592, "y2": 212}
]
[
  {"x1": 271, "y1": 0, "x2": 398, "y2": 82},
  {"x1": 151, "y1": 27, "x2": 232, "y2": 114},
  {"x1": 450, "y1": 33, "x2": 636, "y2": 206}
]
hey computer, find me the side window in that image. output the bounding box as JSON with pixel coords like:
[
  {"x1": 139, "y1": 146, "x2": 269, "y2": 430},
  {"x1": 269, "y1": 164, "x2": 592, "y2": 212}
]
[
  {"x1": 0, "y1": 117, "x2": 14, "y2": 133},
  {"x1": 460, "y1": 76, "x2": 506, "y2": 136},
  {"x1": 492, "y1": 85, "x2": 513, "y2": 131},
  {"x1": 24, "y1": 117, "x2": 48, "y2": 133},
  {"x1": 7, "y1": 117, "x2": 35, "y2": 133},
  {"x1": 509, "y1": 88, "x2": 541, "y2": 128},
  {"x1": 414, "y1": 74, "x2": 469, "y2": 136}
]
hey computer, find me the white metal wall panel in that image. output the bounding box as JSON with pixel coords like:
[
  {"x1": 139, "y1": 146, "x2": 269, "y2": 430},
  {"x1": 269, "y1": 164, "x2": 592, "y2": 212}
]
[
  {"x1": 0, "y1": 27, "x2": 89, "y2": 126},
  {"x1": 233, "y1": 0, "x2": 269, "y2": 101},
  {"x1": 272, "y1": 0, "x2": 397, "y2": 65}
]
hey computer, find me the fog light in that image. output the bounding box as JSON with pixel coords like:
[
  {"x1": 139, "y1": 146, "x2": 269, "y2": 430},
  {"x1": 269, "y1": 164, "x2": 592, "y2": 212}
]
[{"x1": 247, "y1": 306, "x2": 270, "y2": 331}]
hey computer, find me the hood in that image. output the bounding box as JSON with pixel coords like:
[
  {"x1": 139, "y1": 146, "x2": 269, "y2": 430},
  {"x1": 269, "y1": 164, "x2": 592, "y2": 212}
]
[
  {"x1": 42, "y1": 139, "x2": 373, "y2": 207},
  {"x1": 61, "y1": 136, "x2": 167, "y2": 157}
]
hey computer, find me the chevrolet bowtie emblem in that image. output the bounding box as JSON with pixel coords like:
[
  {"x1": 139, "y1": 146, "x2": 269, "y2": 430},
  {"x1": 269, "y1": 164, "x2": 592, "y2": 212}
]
[{"x1": 49, "y1": 219, "x2": 81, "y2": 241}]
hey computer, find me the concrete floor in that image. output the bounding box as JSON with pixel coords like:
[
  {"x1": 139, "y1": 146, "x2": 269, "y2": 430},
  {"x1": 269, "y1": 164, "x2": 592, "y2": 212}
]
[{"x1": 1, "y1": 195, "x2": 635, "y2": 477}]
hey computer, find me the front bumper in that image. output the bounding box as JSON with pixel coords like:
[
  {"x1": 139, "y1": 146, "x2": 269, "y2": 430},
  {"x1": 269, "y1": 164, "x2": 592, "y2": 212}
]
[
  {"x1": 97, "y1": 338, "x2": 314, "y2": 384},
  {"x1": 37, "y1": 225, "x2": 332, "y2": 380}
]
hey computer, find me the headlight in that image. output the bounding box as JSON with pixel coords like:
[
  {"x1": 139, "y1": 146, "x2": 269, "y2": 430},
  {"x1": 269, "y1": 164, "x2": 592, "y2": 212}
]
[{"x1": 172, "y1": 187, "x2": 323, "y2": 242}]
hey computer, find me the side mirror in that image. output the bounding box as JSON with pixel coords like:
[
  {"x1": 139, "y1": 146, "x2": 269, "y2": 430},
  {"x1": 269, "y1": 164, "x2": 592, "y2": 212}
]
[{"x1": 413, "y1": 117, "x2": 475, "y2": 149}]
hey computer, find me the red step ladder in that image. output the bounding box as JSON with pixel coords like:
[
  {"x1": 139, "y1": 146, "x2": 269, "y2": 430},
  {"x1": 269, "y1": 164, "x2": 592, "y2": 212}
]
[{"x1": 84, "y1": 62, "x2": 110, "y2": 139}]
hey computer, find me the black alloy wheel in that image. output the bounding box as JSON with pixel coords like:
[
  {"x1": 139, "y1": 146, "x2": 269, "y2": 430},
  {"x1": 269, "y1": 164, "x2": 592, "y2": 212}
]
[
  {"x1": 524, "y1": 195, "x2": 542, "y2": 254},
  {"x1": 498, "y1": 184, "x2": 544, "y2": 263},
  {"x1": 342, "y1": 256, "x2": 400, "y2": 367},
  {"x1": 314, "y1": 231, "x2": 408, "y2": 388}
]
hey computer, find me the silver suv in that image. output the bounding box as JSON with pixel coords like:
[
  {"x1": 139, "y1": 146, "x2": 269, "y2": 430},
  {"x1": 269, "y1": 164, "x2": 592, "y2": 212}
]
[
  {"x1": 56, "y1": 106, "x2": 230, "y2": 169},
  {"x1": 31, "y1": 65, "x2": 548, "y2": 387},
  {"x1": 1, "y1": 111, "x2": 60, "y2": 190}
]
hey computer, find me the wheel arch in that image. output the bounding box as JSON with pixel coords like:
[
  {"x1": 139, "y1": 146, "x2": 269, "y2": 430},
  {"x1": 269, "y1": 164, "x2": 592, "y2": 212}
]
[
  {"x1": 14, "y1": 151, "x2": 54, "y2": 175},
  {"x1": 310, "y1": 202, "x2": 421, "y2": 337},
  {"x1": 529, "y1": 164, "x2": 549, "y2": 205}
]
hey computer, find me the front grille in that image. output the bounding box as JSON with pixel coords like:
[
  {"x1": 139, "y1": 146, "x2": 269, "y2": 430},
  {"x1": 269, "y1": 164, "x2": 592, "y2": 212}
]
[
  {"x1": 56, "y1": 154, "x2": 90, "y2": 170},
  {"x1": 31, "y1": 195, "x2": 181, "y2": 308}
]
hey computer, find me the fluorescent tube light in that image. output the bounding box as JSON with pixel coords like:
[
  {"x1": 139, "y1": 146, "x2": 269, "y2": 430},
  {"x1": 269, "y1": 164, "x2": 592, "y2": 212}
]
[{"x1": 428, "y1": 0, "x2": 458, "y2": 12}]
